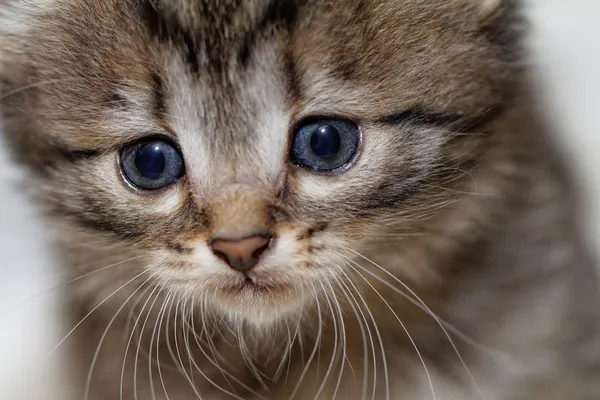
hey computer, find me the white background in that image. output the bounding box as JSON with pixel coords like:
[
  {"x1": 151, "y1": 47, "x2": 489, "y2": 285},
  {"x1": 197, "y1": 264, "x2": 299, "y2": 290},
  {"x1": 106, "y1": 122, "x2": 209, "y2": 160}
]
[
  {"x1": 1, "y1": 0, "x2": 599, "y2": 397},
  {"x1": 526, "y1": 0, "x2": 600, "y2": 248}
]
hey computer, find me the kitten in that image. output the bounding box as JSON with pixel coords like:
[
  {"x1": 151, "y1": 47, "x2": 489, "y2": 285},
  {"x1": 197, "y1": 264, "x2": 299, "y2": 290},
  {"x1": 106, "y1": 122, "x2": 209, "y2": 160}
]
[{"x1": 1, "y1": 0, "x2": 599, "y2": 399}]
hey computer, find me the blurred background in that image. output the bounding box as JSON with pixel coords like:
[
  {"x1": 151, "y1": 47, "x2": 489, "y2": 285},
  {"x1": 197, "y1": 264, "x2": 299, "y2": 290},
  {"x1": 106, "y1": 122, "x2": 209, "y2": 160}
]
[
  {"x1": 0, "y1": 0, "x2": 599, "y2": 398},
  {"x1": 527, "y1": 0, "x2": 600, "y2": 249}
]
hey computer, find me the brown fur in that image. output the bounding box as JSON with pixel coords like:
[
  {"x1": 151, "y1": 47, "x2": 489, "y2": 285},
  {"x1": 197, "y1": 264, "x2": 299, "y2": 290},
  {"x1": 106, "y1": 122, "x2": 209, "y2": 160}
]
[{"x1": 1, "y1": 0, "x2": 600, "y2": 398}]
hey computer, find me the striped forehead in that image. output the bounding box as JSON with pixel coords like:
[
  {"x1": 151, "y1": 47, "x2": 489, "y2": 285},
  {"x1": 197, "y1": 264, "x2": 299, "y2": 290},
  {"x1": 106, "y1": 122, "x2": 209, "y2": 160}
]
[
  {"x1": 139, "y1": 0, "x2": 297, "y2": 193},
  {"x1": 139, "y1": 0, "x2": 300, "y2": 74},
  {"x1": 163, "y1": 49, "x2": 290, "y2": 194}
]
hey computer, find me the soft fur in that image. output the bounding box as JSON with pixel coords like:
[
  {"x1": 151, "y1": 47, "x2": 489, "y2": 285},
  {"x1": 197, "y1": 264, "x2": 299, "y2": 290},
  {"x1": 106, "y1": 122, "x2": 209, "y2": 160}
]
[{"x1": 1, "y1": 0, "x2": 599, "y2": 399}]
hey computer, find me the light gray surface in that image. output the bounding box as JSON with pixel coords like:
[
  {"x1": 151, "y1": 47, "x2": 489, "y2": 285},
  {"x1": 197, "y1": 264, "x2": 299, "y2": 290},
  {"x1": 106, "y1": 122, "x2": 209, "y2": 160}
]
[
  {"x1": 0, "y1": 127, "x2": 67, "y2": 398},
  {"x1": 525, "y1": 0, "x2": 600, "y2": 249}
]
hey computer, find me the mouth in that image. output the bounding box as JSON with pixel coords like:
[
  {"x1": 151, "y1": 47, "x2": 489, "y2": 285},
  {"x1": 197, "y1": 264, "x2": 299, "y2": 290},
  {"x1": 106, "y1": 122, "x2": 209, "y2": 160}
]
[
  {"x1": 243, "y1": 275, "x2": 254, "y2": 287},
  {"x1": 199, "y1": 271, "x2": 309, "y2": 325},
  {"x1": 213, "y1": 272, "x2": 297, "y2": 303},
  {"x1": 237, "y1": 276, "x2": 280, "y2": 294}
]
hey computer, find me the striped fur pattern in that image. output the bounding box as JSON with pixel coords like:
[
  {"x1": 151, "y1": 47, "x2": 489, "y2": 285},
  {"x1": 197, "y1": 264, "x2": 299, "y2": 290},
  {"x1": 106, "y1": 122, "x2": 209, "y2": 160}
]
[{"x1": 1, "y1": 0, "x2": 600, "y2": 398}]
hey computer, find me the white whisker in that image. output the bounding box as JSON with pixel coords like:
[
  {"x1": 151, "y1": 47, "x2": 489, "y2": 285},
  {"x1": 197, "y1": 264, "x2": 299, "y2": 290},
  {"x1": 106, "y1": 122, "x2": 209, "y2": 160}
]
[
  {"x1": 313, "y1": 281, "x2": 341, "y2": 400},
  {"x1": 289, "y1": 284, "x2": 322, "y2": 400},
  {"x1": 148, "y1": 288, "x2": 170, "y2": 400},
  {"x1": 337, "y1": 267, "x2": 387, "y2": 400},
  {"x1": 84, "y1": 272, "x2": 158, "y2": 400},
  {"x1": 345, "y1": 259, "x2": 432, "y2": 400},
  {"x1": 180, "y1": 294, "x2": 248, "y2": 400},
  {"x1": 326, "y1": 279, "x2": 351, "y2": 400},
  {"x1": 0, "y1": 255, "x2": 144, "y2": 320},
  {"x1": 120, "y1": 282, "x2": 162, "y2": 400},
  {"x1": 128, "y1": 284, "x2": 164, "y2": 400},
  {"x1": 335, "y1": 275, "x2": 370, "y2": 400},
  {"x1": 0, "y1": 78, "x2": 79, "y2": 101},
  {"x1": 155, "y1": 291, "x2": 174, "y2": 400},
  {"x1": 347, "y1": 249, "x2": 486, "y2": 400},
  {"x1": 171, "y1": 293, "x2": 203, "y2": 398},
  {"x1": 37, "y1": 267, "x2": 150, "y2": 381}
]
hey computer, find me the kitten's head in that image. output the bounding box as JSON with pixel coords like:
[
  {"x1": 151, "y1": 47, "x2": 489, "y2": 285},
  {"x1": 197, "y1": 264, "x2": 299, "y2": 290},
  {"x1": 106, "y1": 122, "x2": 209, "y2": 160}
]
[{"x1": 0, "y1": 0, "x2": 523, "y2": 325}]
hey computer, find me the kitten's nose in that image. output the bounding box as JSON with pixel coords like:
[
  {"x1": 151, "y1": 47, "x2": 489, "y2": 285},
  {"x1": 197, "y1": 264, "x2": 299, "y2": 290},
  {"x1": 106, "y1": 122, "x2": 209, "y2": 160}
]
[{"x1": 209, "y1": 234, "x2": 272, "y2": 272}]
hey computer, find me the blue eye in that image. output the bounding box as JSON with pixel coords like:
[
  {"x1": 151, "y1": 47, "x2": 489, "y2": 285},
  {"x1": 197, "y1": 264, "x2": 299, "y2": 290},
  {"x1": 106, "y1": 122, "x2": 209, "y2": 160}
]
[
  {"x1": 291, "y1": 120, "x2": 360, "y2": 171},
  {"x1": 120, "y1": 139, "x2": 185, "y2": 190}
]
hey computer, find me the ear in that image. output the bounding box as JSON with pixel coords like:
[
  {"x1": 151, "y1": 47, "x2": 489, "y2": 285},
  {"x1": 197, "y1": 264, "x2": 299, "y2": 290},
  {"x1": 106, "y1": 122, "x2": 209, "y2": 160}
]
[{"x1": 477, "y1": 0, "x2": 504, "y2": 22}]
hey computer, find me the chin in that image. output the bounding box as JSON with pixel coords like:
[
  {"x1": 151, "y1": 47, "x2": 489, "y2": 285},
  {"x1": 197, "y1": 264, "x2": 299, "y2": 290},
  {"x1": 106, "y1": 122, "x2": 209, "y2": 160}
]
[{"x1": 208, "y1": 276, "x2": 308, "y2": 327}]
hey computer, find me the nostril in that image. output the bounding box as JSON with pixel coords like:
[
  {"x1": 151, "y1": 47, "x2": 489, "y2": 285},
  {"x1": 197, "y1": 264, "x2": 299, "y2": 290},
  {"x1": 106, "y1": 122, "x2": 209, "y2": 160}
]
[
  {"x1": 251, "y1": 238, "x2": 271, "y2": 259},
  {"x1": 212, "y1": 249, "x2": 229, "y2": 264}
]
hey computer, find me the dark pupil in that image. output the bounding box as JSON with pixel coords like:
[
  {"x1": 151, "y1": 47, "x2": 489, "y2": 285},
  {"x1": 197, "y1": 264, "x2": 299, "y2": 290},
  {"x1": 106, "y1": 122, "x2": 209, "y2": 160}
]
[
  {"x1": 310, "y1": 125, "x2": 341, "y2": 159},
  {"x1": 135, "y1": 143, "x2": 166, "y2": 179}
]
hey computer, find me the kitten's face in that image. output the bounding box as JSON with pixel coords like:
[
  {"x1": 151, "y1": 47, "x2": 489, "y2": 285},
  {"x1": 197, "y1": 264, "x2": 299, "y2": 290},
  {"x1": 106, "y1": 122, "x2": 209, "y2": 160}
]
[{"x1": 0, "y1": 0, "x2": 520, "y2": 324}]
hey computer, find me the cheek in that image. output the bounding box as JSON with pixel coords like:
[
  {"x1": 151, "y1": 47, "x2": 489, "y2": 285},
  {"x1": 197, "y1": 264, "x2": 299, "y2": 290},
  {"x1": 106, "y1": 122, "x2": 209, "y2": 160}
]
[
  {"x1": 289, "y1": 125, "x2": 448, "y2": 224},
  {"x1": 50, "y1": 155, "x2": 207, "y2": 244},
  {"x1": 144, "y1": 226, "x2": 353, "y2": 324},
  {"x1": 263, "y1": 230, "x2": 352, "y2": 281},
  {"x1": 163, "y1": 234, "x2": 303, "y2": 281},
  {"x1": 151, "y1": 245, "x2": 223, "y2": 281},
  {"x1": 290, "y1": 125, "x2": 395, "y2": 202},
  {"x1": 257, "y1": 232, "x2": 324, "y2": 279},
  {"x1": 153, "y1": 229, "x2": 347, "y2": 283},
  {"x1": 54, "y1": 156, "x2": 186, "y2": 213}
]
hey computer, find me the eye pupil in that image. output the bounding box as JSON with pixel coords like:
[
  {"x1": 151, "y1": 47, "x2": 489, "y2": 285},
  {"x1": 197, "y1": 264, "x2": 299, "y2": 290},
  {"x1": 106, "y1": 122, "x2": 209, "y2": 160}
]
[
  {"x1": 135, "y1": 144, "x2": 166, "y2": 179},
  {"x1": 310, "y1": 125, "x2": 341, "y2": 159}
]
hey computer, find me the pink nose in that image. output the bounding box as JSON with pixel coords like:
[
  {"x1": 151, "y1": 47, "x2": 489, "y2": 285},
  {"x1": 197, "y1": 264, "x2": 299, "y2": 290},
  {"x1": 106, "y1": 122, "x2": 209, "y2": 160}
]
[{"x1": 209, "y1": 234, "x2": 272, "y2": 272}]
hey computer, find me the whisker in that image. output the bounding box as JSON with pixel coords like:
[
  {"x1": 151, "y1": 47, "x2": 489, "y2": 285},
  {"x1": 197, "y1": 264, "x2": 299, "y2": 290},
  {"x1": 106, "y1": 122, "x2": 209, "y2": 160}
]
[
  {"x1": 0, "y1": 78, "x2": 79, "y2": 100},
  {"x1": 120, "y1": 282, "x2": 163, "y2": 400},
  {"x1": 345, "y1": 260, "x2": 433, "y2": 400},
  {"x1": 197, "y1": 295, "x2": 237, "y2": 376},
  {"x1": 336, "y1": 267, "x2": 387, "y2": 400},
  {"x1": 37, "y1": 267, "x2": 150, "y2": 382},
  {"x1": 155, "y1": 291, "x2": 174, "y2": 400},
  {"x1": 289, "y1": 284, "x2": 322, "y2": 400},
  {"x1": 335, "y1": 275, "x2": 374, "y2": 400},
  {"x1": 326, "y1": 279, "x2": 351, "y2": 400},
  {"x1": 271, "y1": 315, "x2": 292, "y2": 384},
  {"x1": 148, "y1": 287, "x2": 170, "y2": 400},
  {"x1": 127, "y1": 284, "x2": 165, "y2": 400},
  {"x1": 347, "y1": 249, "x2": 486, "y2": 399},
  {"x1": 181, "y1": 298, "x2": 196, "y2": 390},
  {"x1": 274, "y1": 287, "x2": 305, "y2": 386},
  {"x1": 235, "y1": 320, "x2": 269, "y2": 391},
  {"x1": 189, "y1": 295, "x2": 235, "y2": 391},
  {"x1": 84, "y1": 272, "x2": 158, "y2": 400},
  {"x1": 0, "y1": 255, "x2": 145, "y2": 319},
  {"x1": 313, "y1": 281, "x2": 341, "y2": 400},
  {"x1": 343, "y1": 249, "x2": 503, "y2": 358},
  {"x1": 264, "y1": 317, "x2": 281, "y2": 366},
  {"x1": 123, "y1": 282, "x2": 155, "y2": 344},
  {"x1": 286, "y1": 285, "x2": 306, "y2": 385},
  {"x1": 181, "y1": 294, "x2": 249, "y2": 400},
  {"x1": 171, "y1": 293, "x2": 203, "y2": 398}
]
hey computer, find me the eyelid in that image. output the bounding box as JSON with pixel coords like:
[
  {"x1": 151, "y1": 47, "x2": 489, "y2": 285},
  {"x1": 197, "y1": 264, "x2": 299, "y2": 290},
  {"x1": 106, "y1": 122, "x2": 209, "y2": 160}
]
[
  {"x1": 51, "y1": 144, "x2": 105, "y2": 163},
  {"x1": 376, "y1": 108, "x2": 464, "y2": 126},
  {"x1": 375, "y1": 104, "x2": 505, "y2": 131},
  {"x1": 48, "y1": 132, "x2": 181, "y2": 165},
  {"x1": 120, "y1": 134, "x2": 182, "y2": 151}
]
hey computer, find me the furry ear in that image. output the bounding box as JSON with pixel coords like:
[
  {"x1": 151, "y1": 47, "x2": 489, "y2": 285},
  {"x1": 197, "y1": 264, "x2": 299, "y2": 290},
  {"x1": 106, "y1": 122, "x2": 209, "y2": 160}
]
[{"x1": 477, "y1": 0, "x2": 503, "y2": 22}]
